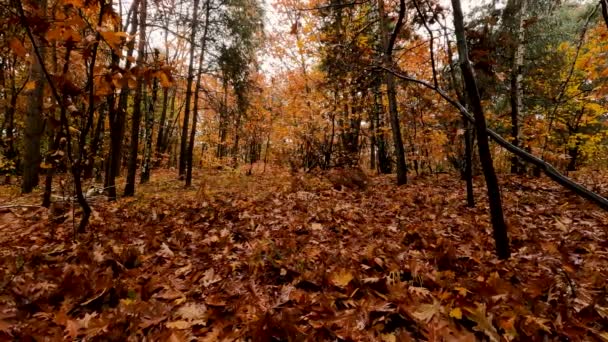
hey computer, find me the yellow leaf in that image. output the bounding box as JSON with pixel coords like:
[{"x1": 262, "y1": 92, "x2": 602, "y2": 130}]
[
  {"x1": 450, "y1": 307, "x2": 463, "y2": 320},
  {"x1": 330, "y1": 269, "x2": 353, "y2": 288},
  {"x1": 165, "y1": 320, "x2": 190, "y2": 330}
]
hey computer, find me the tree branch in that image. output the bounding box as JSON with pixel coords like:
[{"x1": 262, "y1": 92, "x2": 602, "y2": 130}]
[{"x1": 377, "y1": 65, "x2": 608, "y2": 211}]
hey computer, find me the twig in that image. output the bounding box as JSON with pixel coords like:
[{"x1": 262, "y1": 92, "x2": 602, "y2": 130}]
[{"x1": 0, "y1": 205, "x2": 44, "y2": 210}]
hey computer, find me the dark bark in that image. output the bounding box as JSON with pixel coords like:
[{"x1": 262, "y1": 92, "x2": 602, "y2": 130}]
[
  {"x1": 107, "y1": 0, "x2": 140, "y2": 200},
  {"x1": 179, "y1": 0, "x2": 201, "y2": 177},
  {"x1": 124, "y1": 0, "x2": 147, "y2": 196},
  {"x1": 463, "y1": 118, "x2": 475, "y2": 207},
  {"x1": 141, "y1": 50, "x2": 160, "y2": 184},
  {"x1": 373, "y1": 78, "x2": 391, "y2": 174},
  {"x1": 21, "y1": 0, "x2": 47, "y2": 194},
  {"x1": 378, "y1": 0, "x2": 407, "y2": 185},
  {"x1": 452, "y1": 0, "x2": 510, "y2": 259},
  {"x1": 443, "y1": 23, "x2": 474, "y2": 207},
  {"x1": 369, "y1": 105, "x2": 376, "y2": 171},
  {"x1": 84, "y1": 105, "x2": 106, "y2": 179},
  {"x1": 186, "y1": 0, "x2": 210, "y2": 186},
  {"x1": 156, "y1": 87, "x2": 170, "y2": 154}
]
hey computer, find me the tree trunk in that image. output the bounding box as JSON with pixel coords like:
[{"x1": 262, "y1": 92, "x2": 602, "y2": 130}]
[
  {"x1": 369, "y1": 105, "x2": 376, "y2": 171},
  {"x1": 378, "y1": 0, "x2": 407, "y2": 185},
  {"x1": 141, "y1": 50, "x2": 159, "y2": 184},
  {"x1": 186, "y1": 0, "x2": 210, "y2": 186},
  {"x1": 373, "y1": 77, "x2": 391, "y2": 174},
  {"x1": 107, "y1": 0, "x2": 139, "y2": 200},
  {"x1": 509, "y1": 0, "x2": 527, "y2": 174},
  {"x1": 156, "y1": 87, "x2": 169, "y2": 155},
  {"x1": 463, "y1": 118, "x2": 475, "y2": 207},
  {"x1": 84, "y1": 105, "x2": 106, "y2": 179},
  {"x1": 124, "y1": 0, "x2": 147, "y2": 196},
  {"x1": 179, "y1": 0, "x2": 201, "y2": 177},
  {"x1": 217, "y1": 79, "x2": 229, "y2": 159},
  {"x1": 452, "y1": 0, "x2": 510, "y2": 259},
  {"x1": 21, "y1": 0, "x2": 47, "y2": 194}
]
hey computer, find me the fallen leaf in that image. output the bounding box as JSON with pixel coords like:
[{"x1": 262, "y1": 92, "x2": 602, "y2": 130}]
[
  {"x1": 450, "y1": 307, "x2": 463, "y2": 320},
  {"x1": 330, "y1": 269, "x2": 353, "y2": 287},
  {"x1": 166, "y1": 320, "x2": 190, "y2": 330}
]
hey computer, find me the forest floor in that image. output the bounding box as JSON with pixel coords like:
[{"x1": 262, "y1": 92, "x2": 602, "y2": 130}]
[{"x1": 0, "y1": 167, "x2": 607, "y2": 341}]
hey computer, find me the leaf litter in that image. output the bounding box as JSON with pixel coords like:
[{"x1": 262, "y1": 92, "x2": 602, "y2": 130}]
[{"x1": 0, "y1": 169, "x2": 607, "y2": 341}]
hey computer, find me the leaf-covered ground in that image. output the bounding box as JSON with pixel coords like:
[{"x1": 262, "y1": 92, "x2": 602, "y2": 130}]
[{"x1": 0, "y1": 169, "x2": 607, "y2": 341}]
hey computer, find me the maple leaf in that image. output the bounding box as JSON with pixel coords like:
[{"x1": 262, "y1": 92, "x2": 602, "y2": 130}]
[{"x1": 330, "y1": 269, "x2": 354, "y2": 287}]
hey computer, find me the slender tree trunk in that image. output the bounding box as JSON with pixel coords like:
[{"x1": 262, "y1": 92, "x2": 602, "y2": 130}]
[
  {"x1": 156, "y1": 21, "x2": 171, "y2": 157},
  {"x1": 186, "y1": 0, "x2": 210, "y2": 186},
  {"x1": 179, "y1": 0, "x2": 201, "y2": 177},
  {"x1": 161, "y1": 89, "x2": 178, "y2": 153},
  {"x1": 124, "y1": 0, "x2": 147, "y2": 196},
  {"x1": 217, "y1": 79, "x2": 228, "y2": 159},
  {"x1": 378, "y1": 0, "x2": 407, "y2": 185},
  {"x1": 21, "y1": 0, "x2": 47, "y2": 193},
  {"x1": 464, "y1": 118, "x2": 475, "y2": 207},
  {"x1": 510, "y1": 0, "x2": 527, "y2": 174},
  {"x1": 156, "y1": 87, "x2": 169, "y2": 155},
  {"x1": 452, "y1": 0, "x2": 510, "y2": 259},
  {"x1": 141, "y1": 50, "x2": 159, "y2": 184},
  {"x1": 84, "y1": 106, "x2": 106, "y2": 179},
  {"x1": 107, "y1": 0, "x2": 139, "y2": 200},
  {"x1": 370, "y1": 106, "x2": 376, "y2": 171},
  {"x1": 232, "y1": 111, "x2": 242, "y2": 167},
  {"x1": 5, "y1": 91, "x2": 17, "y2": 162},
  {"x1": 443, "y1": 21, "x2": 474, "y2": 205},
  {"x1": 373, "y1": 78, "x2": 391, "y2": 174}
]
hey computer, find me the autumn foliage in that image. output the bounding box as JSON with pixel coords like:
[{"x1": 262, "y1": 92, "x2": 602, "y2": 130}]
[{"x1": 1, "y1": 0, "x2": 608, "y2": 340}]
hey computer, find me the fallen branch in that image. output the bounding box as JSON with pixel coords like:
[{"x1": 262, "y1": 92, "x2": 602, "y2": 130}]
[
  {"x1": 378, "y1": 66, "x2": 608, "y2": 211},
  {"x1": 0, "y1": 205, "x2": 44, "y2": 210}
]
